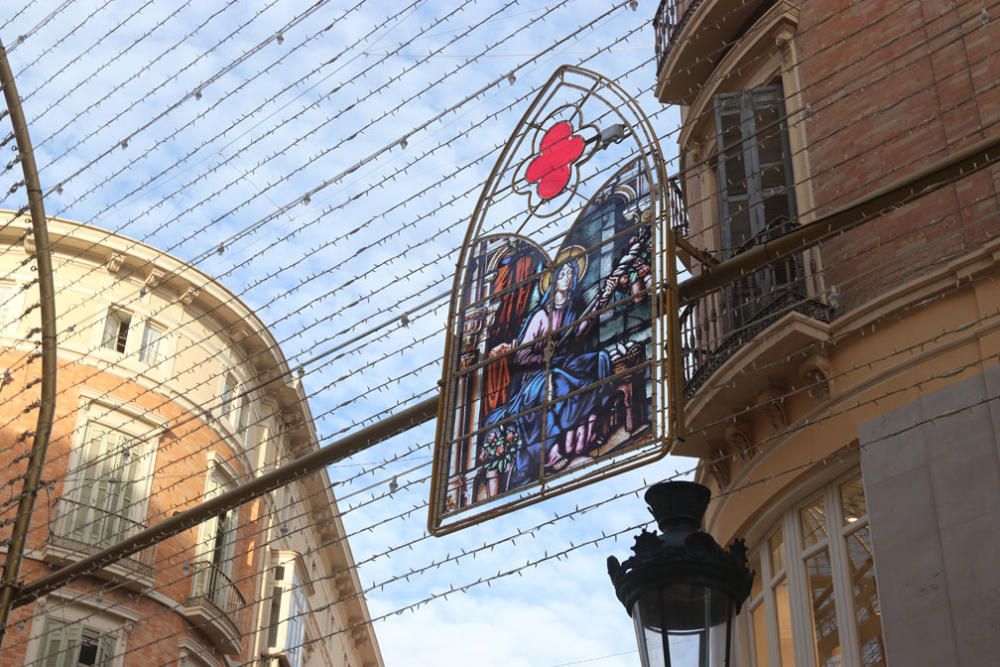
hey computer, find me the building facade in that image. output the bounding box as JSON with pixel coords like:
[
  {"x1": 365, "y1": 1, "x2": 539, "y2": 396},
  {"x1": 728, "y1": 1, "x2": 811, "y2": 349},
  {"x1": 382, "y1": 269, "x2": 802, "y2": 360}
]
[
  {"x1": 0, "y1": 213, "x2": 383, "y2": 667},
  {"x1": 656, "y1": 0, "x2": 1000, "y2": 665}
]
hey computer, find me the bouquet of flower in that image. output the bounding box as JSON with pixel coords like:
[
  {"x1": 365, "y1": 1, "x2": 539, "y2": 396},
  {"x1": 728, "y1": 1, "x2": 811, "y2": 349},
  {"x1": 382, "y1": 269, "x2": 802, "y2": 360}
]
[{"x1": 481, "y1": 426, "x2": 521, "y2": 473}]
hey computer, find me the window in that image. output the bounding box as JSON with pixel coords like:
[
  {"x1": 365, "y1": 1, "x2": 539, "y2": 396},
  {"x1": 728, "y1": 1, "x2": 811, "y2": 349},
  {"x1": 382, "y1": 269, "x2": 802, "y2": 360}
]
[
  {"x1": 714, "y1": 83, "x2": 803, "y2": 334},
  {"x1": 101, "y1": 310, "x2": 131, "y2": 353},
  {"x1": 714, "y1": 83, "x2": 797, "y2": 256},
  {"x1": 60, "y1": 422, "x2": 152, "y2": 548},
  {"x1": 138, "y1": 321, "x2": 165, "y2": 365},
  {"x1": 266, "y1": 553, "x2": 307, "y2": 667},
  {"x1": 37, "y1": 617, "x2": 116, "y2": 667},
  {"x1": 741, "y1": 472, "x2": 886, "y2": 667},
  {"x1": 220, "y1": 373, "x2": 238, "y2": 420},
  {"x1": 236, "y1": 394, "x2": 251, "y2": 435}
]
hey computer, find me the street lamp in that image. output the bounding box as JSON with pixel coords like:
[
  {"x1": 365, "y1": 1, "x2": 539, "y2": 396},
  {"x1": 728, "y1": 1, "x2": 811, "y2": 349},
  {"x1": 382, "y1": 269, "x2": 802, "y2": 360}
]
[{"x1": 607, "y1": 481, "x2": 754, "y2": 667}]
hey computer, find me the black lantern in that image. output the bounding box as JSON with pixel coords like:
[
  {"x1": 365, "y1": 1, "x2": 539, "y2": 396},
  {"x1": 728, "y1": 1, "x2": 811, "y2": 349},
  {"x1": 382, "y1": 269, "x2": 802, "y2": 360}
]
[{"x1": 607, "y1": 481, "x2": 754, "y2": 667}]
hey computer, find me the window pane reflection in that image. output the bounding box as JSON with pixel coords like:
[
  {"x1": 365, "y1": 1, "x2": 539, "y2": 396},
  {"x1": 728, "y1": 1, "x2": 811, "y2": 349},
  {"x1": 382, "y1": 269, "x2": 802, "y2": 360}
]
[
  {"x1": 774, "y1": 579, "x2": 795, "y2": 667},
  {"x1": 751, "y1": 603, "x2": 769, "y2": 666},
  {"x1": 769, "y1": 529, "x2": 785, "y2": 573},
  {"x1": 800, "y1": 498, "x2": 827, "y2": 547},
  {"x1": 805, "y1": 548, "x2": 841, "y2": 666},
  {"x1": 840, "y1": 478, "x2": 867, "y2": 525},
  {"x1": 846, "y1": 526, "x2": 886, "y2": 666}
]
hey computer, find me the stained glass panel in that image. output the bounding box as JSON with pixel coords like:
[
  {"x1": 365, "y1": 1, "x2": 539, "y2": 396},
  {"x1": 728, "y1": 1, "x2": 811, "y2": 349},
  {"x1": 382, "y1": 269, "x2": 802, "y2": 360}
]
[{"x1": 439, "y1": 162, "x2": 656, "y2": 516}]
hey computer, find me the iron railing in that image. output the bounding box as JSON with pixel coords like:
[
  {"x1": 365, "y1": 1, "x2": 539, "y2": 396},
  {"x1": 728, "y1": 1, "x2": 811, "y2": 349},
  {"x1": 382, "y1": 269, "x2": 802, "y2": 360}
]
[
  {"x1": 680, "y1": 219, "x2": 834, "y2": 397},
  {"x1": 668, "y1": 175, "x2": 689, "y2": 236},
  {"x1": 48, "y1": 498, "x2": 155, "y2": 579},
  {"x1": 187, "y1": 560, "x2": 247, "y2": 624},
  {"x1": 653, "y1": 0, "x2": 703, "y2": 74}
]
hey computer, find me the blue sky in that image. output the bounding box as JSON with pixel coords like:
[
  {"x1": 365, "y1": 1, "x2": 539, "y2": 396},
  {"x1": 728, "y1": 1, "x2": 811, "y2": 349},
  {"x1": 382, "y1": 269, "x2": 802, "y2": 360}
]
[{"x1": 0, "y1": 2, "x2": 694, "y2": 664}]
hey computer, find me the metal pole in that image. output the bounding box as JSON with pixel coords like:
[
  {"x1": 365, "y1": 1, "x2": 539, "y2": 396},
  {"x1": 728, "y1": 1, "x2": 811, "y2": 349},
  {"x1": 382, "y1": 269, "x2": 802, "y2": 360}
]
[
  {"x1": 9, "y1": 126, "x2": 1000, "y2": 613},
  {"x1": 0, "y1": 39, "x2": 58, "y2": 648},
  {"x1": 12, "y1": 396, "x2": 438, "y2": 608}
]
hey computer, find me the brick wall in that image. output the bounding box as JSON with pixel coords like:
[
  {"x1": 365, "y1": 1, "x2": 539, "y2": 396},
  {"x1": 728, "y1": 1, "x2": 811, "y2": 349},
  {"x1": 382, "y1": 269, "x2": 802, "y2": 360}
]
[
  {"x1": 0, "y1": 352, "x2": 259, "y2": 665},
  {"x1": 797, "y1": 0, "x2": 1000, "y2": 313}
]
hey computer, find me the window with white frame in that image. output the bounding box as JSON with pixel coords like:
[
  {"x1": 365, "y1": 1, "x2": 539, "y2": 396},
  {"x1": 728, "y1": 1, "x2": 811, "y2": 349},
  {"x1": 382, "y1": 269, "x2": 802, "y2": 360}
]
[
  {"x1": 101, "y1": 309, "x2": 131, "y2": 354},
  {"x1": 138, "y1": 320, "x2": 166, "y2": 365},
  {"x1": 220, "y1": 373, "x2": 238, "y2": 421},
  {"x1": 35, "y1": 616, "x2": 117, "y2": 667},
  {"x1": 59, "y1": 421, "x2": 154, "y2": 549},
  {"x1": 266, "y1": 552, "x2": 307, "y2": 667},
  {"x1": 196, "y1": 466, "x2": 238, "y2": 580},
  {"x1": 741, "y1": 472, "x2": 885, "y2": 667}
]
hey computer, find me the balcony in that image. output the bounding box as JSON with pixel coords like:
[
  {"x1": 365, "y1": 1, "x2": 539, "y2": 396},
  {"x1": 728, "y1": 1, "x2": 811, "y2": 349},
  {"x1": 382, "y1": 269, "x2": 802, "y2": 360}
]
[
  {"x1": 654, "y1": 0, "x2": 779, "y2": 104},
  {"x1": 43, "y1": 498, "x2": 155, "y2": 588},
  {"x1": 653, "y1": 0, "x2": 702, "y2": 76},
  {"x1": 182, "y1": 560, "x2": 246, "y2": 654},
  {"x1": 680, "y1": 220, "x2": 834, "y2": 399}
]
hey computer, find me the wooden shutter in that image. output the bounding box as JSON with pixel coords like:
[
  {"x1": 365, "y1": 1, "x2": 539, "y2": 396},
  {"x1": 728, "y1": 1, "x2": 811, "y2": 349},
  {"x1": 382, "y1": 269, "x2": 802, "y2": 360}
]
[
  {"x1": 71, "y1": 424, "x2": 144, "y2": 546},
  {"x1": 39, "y1": 617, "x2": 82, "y2": 667},
  {"x1": 96, "y1": 632, "x2": 116, "y2": 667},
  {"x1": 714, "y1": 85, "x2": 797, "y2": 255},
  {"x1": 71, "y1": 424, "x2": 112, "y2": 544},
  {"x1": 101, "y1": 314, "x2": 119, "y2": 350},
  {"x1": 714, "y1": 85, "x2": 799, "y2": 330}
]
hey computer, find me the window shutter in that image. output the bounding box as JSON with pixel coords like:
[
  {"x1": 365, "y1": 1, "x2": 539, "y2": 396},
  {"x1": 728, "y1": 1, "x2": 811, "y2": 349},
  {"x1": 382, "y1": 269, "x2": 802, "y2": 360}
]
[
  {"x1": 73, "y1": 425, "x2": 112, "y2": 545},
  {"x1": 714, "y1": 85, "x2": 797, "y2": 255},
  {"x1": 139, "y1": 324, "x2": 163, "y2": 364},
  {"x1": 714, "y1": 91, "x2": 752, "y2": 257},
  {"x1": 96, "y1": 633, "x2": 116, "y2": 667},
  {"x1": 40, "y1": 618, "x2": 82, "y2": 667},
  {"x1": 101, "y1": 314, "x2": 119, "y2": 350},
  {"x1": 39, "y1": 618, "x2": 67, "y2": 667}
]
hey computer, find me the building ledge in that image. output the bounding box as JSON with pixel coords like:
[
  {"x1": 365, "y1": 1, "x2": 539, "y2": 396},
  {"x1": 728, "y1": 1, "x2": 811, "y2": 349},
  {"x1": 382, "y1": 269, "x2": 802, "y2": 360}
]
[
  {"x1": 677, "y1": 310, "x2": 831, "y2": 458},
  {"x1": 181, "y1": 596, "x2": 243, "y2": 655},
  {"x1": 40, "y1": 537, "x2": 155, "y2": 591}
]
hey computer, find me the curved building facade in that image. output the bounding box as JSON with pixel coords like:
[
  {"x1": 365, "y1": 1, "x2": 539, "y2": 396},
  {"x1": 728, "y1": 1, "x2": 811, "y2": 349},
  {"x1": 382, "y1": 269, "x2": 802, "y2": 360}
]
[
  {"x1": 0, "y1": 212, "x2": 382, "y2": 667},
  {"x1": 657, "y1": 0, "x2": 1000, "y2": 665}
]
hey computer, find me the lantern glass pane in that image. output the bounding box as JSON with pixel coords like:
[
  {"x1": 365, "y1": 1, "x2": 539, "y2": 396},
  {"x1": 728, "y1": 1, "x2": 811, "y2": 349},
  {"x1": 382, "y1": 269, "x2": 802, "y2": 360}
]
[{"x1": 633, "y1": 584, "x2": 733, "y2": 666}]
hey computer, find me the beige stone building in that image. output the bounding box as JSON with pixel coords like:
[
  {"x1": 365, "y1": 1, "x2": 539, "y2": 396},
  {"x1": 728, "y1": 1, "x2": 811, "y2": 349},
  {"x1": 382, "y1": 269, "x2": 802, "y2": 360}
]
[
  {"x1": 656, "y1": 0, "x2": 1000, "y2": 665},
  {"x1": 0, "y1": 212, "x2": 383, "y2": 667}
]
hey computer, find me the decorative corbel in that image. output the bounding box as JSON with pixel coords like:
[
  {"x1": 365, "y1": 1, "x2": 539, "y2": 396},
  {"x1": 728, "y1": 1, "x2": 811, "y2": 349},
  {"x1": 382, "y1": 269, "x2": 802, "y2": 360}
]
[
  {"x1": 105, "y1": 252, "x2": 125, "y2": 274},
  {"x1": 799, "y1": 354, "x2": 833, "y2": 400},
  {"x1": 725, "y1": 418, "x2": 756, "y2": 460},
  {"x1": 144, "y1": 269, "x2": 166, "y2": 291},
  {"x1": 756, "y1": 386, "x2": 787, "y2": 432},
  {"x1": 178, "y1": 287, "x2": 200, "y2": 306},
  {"x1": 22, "y1": 231, "x2": 35, "y2": 255},
  {"x1": 775, "y1": 28, "x2": 795, "y2": 62}
]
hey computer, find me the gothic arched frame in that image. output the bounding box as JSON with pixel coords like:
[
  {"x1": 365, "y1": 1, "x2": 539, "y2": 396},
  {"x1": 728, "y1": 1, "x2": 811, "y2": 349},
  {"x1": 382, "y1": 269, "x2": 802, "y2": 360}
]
[{"x1": 430, "y1": 65, "x2": 682, "y2": 535}]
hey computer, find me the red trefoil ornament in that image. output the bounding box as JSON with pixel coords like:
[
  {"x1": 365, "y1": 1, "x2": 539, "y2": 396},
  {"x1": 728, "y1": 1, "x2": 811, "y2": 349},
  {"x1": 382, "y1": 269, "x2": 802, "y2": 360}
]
[{"x1": 525, "y1": 121, "x2": 585, "y2": 200}]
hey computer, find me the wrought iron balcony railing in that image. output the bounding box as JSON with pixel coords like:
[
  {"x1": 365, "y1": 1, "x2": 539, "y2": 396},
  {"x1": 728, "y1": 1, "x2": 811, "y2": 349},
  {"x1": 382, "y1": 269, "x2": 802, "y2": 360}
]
[
  {"x1": 668, "y1": 175, "x2": 689, "y2": 237},
  {"x1": 654, "y1": 0, "x2": 703, "y2": 74},
  {"x1": 47, "y1": 497, "x2": 155, "y2": 580},
  {"x1": 184, "y1": 560, "x2": 246, "y2": 653},
  {"x1": 680, "y1": 219, "x2": 834, "y2": 398},
  {"x1": 188, "y1": 560, "x2": 246, "y2": 618}
]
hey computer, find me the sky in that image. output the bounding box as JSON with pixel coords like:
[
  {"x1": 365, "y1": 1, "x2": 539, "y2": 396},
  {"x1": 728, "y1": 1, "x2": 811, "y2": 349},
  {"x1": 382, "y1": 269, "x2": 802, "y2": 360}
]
[{"x1": 0, "y1": 2, "x2": 693, "y2": 664}]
